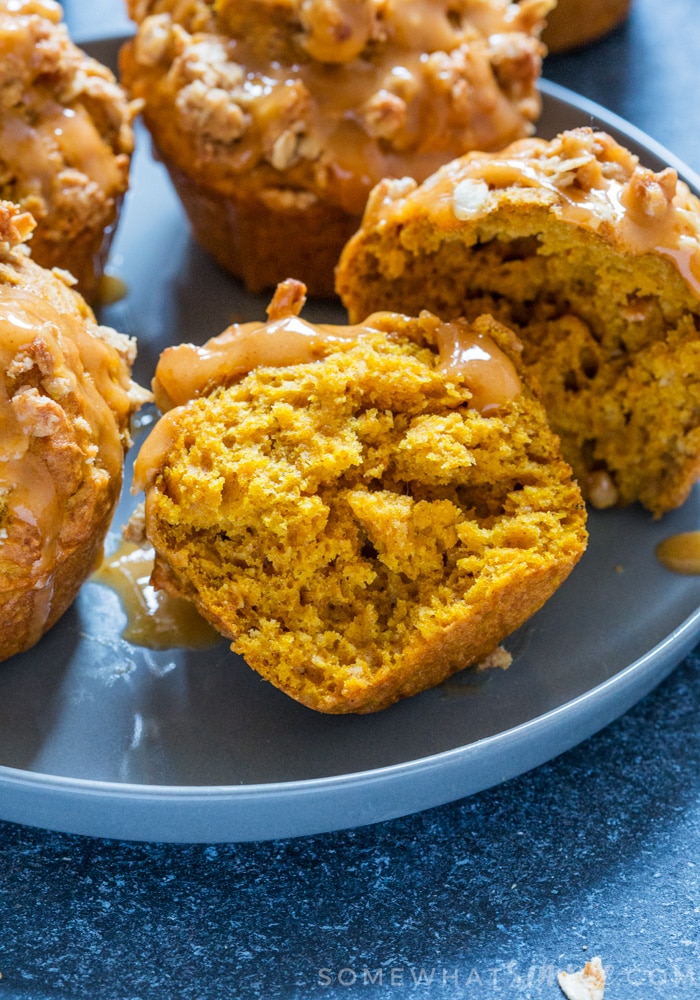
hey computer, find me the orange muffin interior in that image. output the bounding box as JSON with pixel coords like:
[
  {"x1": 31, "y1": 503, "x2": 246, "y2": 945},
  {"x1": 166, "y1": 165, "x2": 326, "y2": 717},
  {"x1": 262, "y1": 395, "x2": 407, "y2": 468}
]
[{"x1": 135, "y1": 282, "x2": 587, "y2": 712}]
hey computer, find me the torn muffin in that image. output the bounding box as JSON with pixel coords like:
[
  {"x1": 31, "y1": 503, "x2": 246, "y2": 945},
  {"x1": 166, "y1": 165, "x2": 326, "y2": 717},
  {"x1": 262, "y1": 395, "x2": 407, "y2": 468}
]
[
  {"x1": 133, "y1": 280, "x2": 587, "y2": 713},
  {"x1": 337, "y1": 127, "x2": 700, "y2": 516}
]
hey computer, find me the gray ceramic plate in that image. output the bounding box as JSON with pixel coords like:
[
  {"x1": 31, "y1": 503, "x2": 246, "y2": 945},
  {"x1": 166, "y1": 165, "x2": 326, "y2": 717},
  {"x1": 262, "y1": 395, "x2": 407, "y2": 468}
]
[{"x1": 2, "y1": 47, "x2": 700, "y2": 841}]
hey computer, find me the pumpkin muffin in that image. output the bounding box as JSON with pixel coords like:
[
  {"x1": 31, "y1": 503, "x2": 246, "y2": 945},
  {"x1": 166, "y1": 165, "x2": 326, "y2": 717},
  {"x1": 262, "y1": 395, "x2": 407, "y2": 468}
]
[
  {"x1": 133, "y1": 280, "x2": 587, "y2": 713},
  {"x1": 543, "y1": 0, "x2": 631, "y2": 53},
  {"x1": 120, "y1": 0, "x2": 552, "y2": 298},
  {"x1": 0, "y1": 0, "x2": 137, "y2": 302},
  {"x1": 337, "y1": 127, "x2": 700, "y2": 516},
  {"x1": 0, "y1": 202, "x2": 149, "y2": 662}
]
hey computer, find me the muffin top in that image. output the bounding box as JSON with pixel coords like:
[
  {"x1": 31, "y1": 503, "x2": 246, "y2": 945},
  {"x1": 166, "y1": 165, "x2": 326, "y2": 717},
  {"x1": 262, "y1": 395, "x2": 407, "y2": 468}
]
[
  {"x1": 123, "y1": 0, "x2": 552, "y2": 212},
  {"x1": 362, "y1": 128, "x2": 700, "y2": 288}
]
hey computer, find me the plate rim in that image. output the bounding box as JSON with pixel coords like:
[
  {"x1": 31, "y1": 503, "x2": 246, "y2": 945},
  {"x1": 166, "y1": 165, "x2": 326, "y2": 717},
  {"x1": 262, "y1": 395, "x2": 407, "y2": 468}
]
[
  {"x1": 0, "y1": 602, "x2": 698, "y2": 843},
  {"x1": 540, "y1": 78, "x2": 700, "y2": 189},
  {"x1": 2, "y1": 598, "x2": 700, "y2": 799}
]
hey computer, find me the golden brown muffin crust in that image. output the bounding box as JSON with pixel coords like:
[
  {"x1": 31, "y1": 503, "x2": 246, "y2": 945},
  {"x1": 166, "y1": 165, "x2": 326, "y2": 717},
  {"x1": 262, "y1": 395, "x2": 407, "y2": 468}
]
[
  {"x1": 0, "y1": 201, "x2": 148, "y2": 661},
  {"x1": 542, "y1": 0, "x2": 631, "y2": 53}
]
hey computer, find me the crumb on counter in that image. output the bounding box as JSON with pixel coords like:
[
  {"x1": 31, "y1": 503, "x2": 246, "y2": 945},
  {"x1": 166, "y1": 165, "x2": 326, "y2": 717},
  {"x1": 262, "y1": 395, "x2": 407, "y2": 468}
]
[{"x1": 558, "y1": 956, "x2": 606, "y2": 1000}]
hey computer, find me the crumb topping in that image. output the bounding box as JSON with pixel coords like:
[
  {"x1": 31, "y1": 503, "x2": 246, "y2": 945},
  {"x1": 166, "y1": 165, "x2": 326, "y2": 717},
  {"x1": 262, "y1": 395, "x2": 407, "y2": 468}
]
[
  {"x1": 363, "y1": 128, "x2": 700, "y2": 297},
  {"x1": 0, "y1": 199, "x2": 149, "y2": 606},
  {"x1": 123, "y1": 0, "x2": 553, "y2": 213},
  {"x1": 558, "y1": 957, "x2": 606, "y2": 1000},
  {"x1": 0, "y1": 0, "x2": 136, "y2": 289}
]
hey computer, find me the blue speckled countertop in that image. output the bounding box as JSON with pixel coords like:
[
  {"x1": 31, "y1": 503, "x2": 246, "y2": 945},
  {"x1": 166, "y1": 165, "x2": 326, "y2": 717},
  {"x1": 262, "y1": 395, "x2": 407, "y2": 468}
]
[
  {"x1": 3, "y1": 1, "x2": 700, "y2": 997},
  {"x1": 3, "y1": 653, "x2": 699, "y2": 998}
]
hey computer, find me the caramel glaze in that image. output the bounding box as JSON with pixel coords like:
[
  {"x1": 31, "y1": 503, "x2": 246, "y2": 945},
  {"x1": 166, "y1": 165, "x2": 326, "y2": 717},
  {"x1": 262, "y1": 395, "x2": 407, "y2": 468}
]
[
  {"x1": 656, "y1": 531, "x2": 700, "y2": 575},
  {"x1": 92, "y1": 540, "x2": 221, "y2": 649},
  {"x1": 0, "y1": 288, "x2": 131, "y2": 590},
  {"x1": 95, "y1": 273, "x2": 129, "y2": 308},
  {"x1": 134, "y1": 279, "x2": 522, "y2": 494},
  {"x1": 125, "y1": 0, "x2": 551, "y2": 215},
  {"x1": 152, "y1": 313, "x2": 360, "y2": 412},
  {"x1": 432, "y1": 317, "x2": 521, "y2": 415},
  {"x1": 0, "y1": 210, "x2": 145, "y2": 657},
  {"x1": 0, "y1": 2, "x2": 133, "y2": 223},
  {"x1": 0, "y1": 103, "x2": 125, "y2": 205},
  {"x1": 370, "y1": 129, "x2": 700, "y2": 299}
]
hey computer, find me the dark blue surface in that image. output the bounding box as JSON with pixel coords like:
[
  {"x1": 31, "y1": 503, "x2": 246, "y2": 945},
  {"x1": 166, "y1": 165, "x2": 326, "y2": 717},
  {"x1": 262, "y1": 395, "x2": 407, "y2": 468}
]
[{"x1": 3, "y1": 1, "x2": 700, "y2": 996}]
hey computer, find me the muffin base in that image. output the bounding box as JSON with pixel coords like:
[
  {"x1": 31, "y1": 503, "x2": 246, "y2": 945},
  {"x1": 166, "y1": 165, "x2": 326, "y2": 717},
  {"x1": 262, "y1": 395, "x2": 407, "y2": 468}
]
[
  {"x1": 0, "y1": 488, "x2": 116, "y2": 662},
  {"x1": 165, "y1": 161, "x2": 361, "y2": 299},
  {"x1": 28, "y1": 200, "x2": 122, "y2": 305}
]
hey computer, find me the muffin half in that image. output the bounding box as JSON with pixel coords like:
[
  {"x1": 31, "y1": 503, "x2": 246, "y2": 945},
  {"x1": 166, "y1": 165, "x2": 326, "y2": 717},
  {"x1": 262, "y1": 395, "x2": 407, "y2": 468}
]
[
  {"x1": 337, "y1": 128, "x2": 700, "y2": 516},
  {"x1": 134, "y1": 280, "x2": 587, "y2": 713}
]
